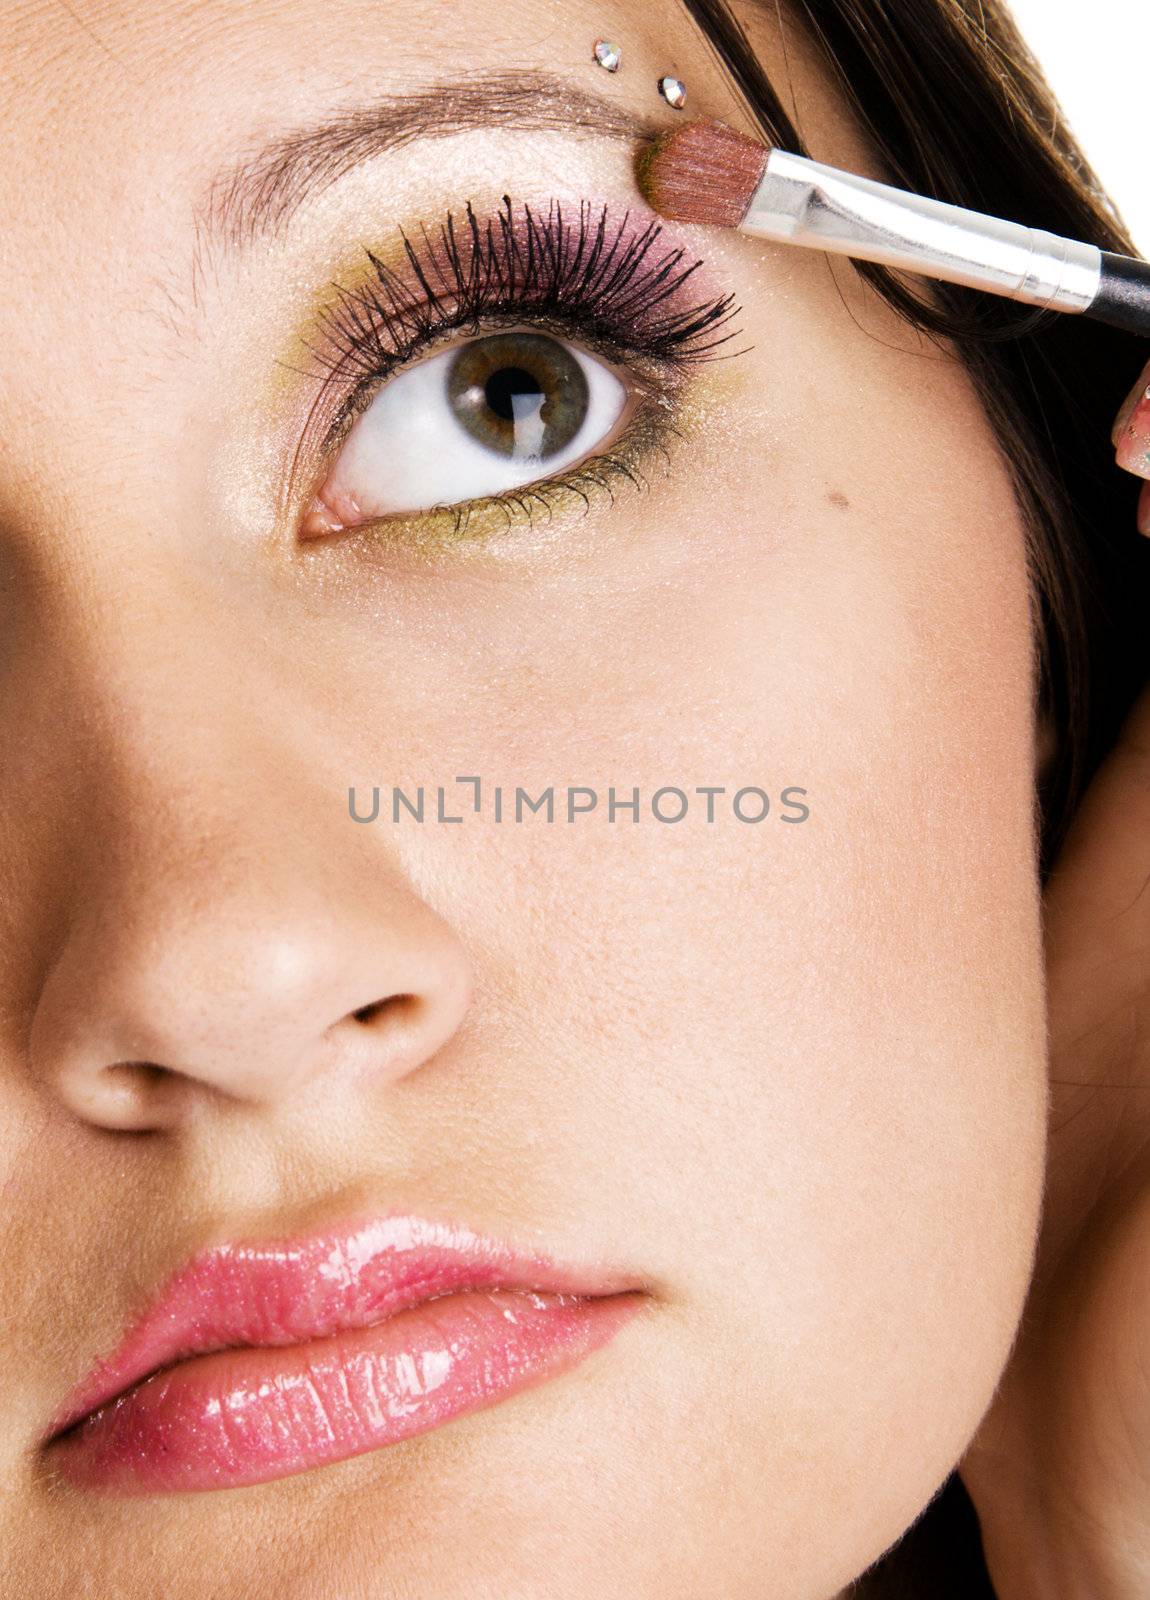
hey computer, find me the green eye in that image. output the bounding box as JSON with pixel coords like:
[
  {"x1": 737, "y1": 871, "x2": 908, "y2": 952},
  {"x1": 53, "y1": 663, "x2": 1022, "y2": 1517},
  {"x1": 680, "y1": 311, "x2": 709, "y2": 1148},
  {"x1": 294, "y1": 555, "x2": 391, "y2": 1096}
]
[
  {"x1": 306, "y1": 327, "x2": 628, "y2": 523},
  {"x1": 298, "y1": 198, "x2": 744, "y2": 542},
  {"x1": 446, "y1": 332, "x2": 591, "y2": 460}
]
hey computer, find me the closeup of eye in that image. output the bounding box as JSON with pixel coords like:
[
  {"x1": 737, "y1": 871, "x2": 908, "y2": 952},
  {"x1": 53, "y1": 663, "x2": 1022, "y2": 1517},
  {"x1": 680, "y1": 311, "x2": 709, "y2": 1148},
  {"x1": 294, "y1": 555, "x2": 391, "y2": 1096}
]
[
  {"x1": 293, "y1": 199, "x2": 742, "y2": 542},
  {"x1": 303, "y1": 329, "x2": 629, "y2": 532}
]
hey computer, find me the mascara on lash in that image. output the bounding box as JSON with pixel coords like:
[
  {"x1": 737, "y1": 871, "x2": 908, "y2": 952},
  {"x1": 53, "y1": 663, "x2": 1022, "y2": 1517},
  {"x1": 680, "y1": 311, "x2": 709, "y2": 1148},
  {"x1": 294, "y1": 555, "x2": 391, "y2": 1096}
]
[{"x1": 285, "y1": 196, "x2": 743, "y2": 537}]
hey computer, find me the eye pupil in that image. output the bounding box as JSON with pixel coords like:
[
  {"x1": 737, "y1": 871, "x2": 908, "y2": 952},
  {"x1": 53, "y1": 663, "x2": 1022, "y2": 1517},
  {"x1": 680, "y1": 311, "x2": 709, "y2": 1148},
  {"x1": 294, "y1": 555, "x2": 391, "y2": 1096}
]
[
  {"x1": 447, "y1": 332, "x2": 591, "y2": 460},
  {"x1": 484, "y1": 366, "x2": 545, "y2": 424}
]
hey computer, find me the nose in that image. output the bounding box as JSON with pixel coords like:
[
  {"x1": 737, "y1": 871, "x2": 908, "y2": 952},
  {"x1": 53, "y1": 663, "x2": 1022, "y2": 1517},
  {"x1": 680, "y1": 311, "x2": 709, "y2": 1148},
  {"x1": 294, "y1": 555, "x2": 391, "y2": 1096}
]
[{"x1": 24, "y1": 725, "x2": 473, "y2": 1134}]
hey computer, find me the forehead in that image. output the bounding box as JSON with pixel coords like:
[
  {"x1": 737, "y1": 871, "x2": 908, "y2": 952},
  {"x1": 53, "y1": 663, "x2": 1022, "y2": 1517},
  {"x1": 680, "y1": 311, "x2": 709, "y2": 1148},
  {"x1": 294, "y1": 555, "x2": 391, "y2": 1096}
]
[
  {"x1": 1, "y1": 0, "x2": 708, "y2": 191},
  {"x1": 0, "y1": 0, "x2": 872, "y2": 541},
  {"x1": 0, "y1": 0, "x2": 856, "y2": 223},
  {"x1": 0, "y1": 0, "x2": 874, "y2": 335},
  {"x1": 0, "y1": 1, "x2": 743, "y2": 340}
]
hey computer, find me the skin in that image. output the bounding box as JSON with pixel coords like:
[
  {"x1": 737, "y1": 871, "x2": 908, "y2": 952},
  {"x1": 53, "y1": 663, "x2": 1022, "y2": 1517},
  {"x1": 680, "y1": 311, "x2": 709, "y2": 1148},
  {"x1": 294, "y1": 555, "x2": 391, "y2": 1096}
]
[
  {"x1": 962, "y1": 678, "x2": 1150, "y2": 1600},
  {"x1": 961, "y1": 357, "x2": 1150, "y2": 1597},
  {"x1": 0, "y1": 0, "x2": 1136, "y2": 1594}
]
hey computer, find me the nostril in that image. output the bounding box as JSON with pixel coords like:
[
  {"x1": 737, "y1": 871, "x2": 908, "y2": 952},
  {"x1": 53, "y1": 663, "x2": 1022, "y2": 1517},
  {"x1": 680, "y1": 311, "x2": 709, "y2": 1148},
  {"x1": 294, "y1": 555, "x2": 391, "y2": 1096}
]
[
  {"x1": 105, "y1": 1060, "x2": 172, "y2": 1089},
  {"x1": 350, "y1": 994, "x2": 420, "y2": 1027},
  {"x1": 71, "y1": 1059, "x2": 187, "y2": 1133}
]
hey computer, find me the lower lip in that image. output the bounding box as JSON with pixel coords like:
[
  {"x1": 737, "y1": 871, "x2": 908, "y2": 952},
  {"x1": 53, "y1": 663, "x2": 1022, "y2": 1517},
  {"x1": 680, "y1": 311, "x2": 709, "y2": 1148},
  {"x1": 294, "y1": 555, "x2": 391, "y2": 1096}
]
[{"x1": 47, "y1": 1289, "x2": 643, "y2": 1496}]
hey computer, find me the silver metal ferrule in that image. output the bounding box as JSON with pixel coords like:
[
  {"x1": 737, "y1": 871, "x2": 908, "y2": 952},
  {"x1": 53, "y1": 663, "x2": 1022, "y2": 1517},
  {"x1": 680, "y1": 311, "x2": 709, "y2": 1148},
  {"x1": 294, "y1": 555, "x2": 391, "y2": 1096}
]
[{"x1": 745, "y1": 149, "x2": 1102, "y2": 312}]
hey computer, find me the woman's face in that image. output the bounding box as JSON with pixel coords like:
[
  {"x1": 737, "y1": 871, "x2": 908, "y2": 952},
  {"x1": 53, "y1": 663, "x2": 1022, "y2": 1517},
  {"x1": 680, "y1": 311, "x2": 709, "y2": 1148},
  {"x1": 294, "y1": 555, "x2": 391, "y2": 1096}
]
[{"x1": 0, "y1": 1, "x2": 1047, "y2": 1594}]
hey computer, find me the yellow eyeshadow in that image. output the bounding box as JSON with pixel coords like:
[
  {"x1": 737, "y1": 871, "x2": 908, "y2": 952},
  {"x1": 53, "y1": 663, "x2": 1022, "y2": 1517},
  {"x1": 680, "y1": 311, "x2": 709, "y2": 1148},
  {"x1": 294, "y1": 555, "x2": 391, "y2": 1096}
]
[{"x1": 340, "y1": 396, "x2": 683, "y2": 553}]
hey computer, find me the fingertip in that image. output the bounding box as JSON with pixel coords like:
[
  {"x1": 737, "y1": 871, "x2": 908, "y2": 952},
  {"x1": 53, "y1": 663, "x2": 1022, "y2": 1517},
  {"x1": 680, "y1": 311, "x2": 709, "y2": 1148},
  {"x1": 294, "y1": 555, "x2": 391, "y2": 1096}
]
[{"x1": 1111, "y1": 357, "x2": 1150, "y2": 460}]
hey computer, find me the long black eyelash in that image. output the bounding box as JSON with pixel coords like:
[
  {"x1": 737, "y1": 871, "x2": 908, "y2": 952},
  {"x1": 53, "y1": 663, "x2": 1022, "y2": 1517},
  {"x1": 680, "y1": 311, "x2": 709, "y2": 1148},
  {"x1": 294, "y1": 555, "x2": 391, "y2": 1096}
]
[{"x1": 299, "y1": 195, "x2": 743, "y2": 408}]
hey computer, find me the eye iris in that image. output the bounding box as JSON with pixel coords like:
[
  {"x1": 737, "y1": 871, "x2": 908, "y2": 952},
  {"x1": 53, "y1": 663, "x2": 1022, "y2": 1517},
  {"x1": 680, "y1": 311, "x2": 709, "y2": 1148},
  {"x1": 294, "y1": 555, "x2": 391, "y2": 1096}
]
[{"x1": 447, "y1": 332, "x2": 590, "y2": 460}]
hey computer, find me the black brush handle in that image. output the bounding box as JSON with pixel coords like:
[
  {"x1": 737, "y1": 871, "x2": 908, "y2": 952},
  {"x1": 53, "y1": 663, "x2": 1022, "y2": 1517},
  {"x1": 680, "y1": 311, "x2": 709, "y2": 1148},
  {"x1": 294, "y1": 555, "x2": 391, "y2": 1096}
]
[{"x1": 1088, "y1": 252, "x2": 1150, "y2": 336}]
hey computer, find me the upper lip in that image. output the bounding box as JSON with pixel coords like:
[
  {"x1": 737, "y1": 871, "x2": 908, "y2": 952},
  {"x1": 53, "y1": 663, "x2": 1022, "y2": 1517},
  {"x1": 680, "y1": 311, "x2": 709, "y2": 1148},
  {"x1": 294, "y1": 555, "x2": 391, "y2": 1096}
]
[{"x1": 45, "y1": 1212, "x2": 640, "y2": 1442}]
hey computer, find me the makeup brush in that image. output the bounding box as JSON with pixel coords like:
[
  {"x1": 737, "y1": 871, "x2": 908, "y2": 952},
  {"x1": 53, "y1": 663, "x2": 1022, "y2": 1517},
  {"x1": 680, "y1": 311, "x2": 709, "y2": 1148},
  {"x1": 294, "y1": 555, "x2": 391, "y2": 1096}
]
[{"x1": 636, "y1": 118, "x2": 1150, "y2": 336}]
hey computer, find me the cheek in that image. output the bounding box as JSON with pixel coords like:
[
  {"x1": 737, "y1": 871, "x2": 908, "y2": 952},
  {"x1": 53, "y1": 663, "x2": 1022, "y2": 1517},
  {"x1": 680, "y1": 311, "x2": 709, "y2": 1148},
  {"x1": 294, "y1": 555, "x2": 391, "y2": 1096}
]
[
  {"x1": 476, "y1": 372, "x2": 1043, "y2": 1580},
  {"x1": 641, "y1": 396, "x2": 1043, "y2": 1579},
  {"x1": 289, "y1": 317, "x2": 1044, "y2": 1589}
]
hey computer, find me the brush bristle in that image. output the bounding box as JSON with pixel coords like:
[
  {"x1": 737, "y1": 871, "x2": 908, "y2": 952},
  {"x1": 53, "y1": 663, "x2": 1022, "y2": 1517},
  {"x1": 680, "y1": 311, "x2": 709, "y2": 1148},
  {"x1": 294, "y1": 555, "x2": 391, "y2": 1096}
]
[{"x1": 636, "y1": 117, "x2": 767, "y2": 227}]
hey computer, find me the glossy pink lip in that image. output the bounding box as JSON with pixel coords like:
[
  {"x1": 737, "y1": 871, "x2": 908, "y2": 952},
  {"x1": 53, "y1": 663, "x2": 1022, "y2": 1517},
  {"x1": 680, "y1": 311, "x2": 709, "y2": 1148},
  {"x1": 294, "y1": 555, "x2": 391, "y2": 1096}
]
[{"x1": 44, "y1": 1214, "x2": 646, "y2": 1496}]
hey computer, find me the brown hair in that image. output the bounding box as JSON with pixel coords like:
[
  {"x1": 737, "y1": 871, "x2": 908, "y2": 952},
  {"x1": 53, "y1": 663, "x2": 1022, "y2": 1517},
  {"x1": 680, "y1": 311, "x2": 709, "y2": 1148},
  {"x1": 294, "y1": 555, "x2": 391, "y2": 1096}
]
[
  {"x1": 680, "y1": 0, "x2": 1150, "y2": 886},
  {"x1": 678, "y1": 1, "x2": 1150, "y2": 1592}
]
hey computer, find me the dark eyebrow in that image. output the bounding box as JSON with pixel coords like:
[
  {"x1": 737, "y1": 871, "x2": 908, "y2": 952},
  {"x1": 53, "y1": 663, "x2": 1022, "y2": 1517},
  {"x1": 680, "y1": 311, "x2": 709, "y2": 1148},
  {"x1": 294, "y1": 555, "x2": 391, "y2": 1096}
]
[{"x1": 197, "y1": 70, "x2": 657, "y2": 255}]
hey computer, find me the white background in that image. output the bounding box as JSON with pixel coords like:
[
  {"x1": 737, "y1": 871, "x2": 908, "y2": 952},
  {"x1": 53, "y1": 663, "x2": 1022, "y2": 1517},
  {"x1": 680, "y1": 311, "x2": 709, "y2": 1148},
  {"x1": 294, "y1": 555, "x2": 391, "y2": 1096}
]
[{"x1": 1007, "y1": 0, "x2": 1148, "y2": 250}]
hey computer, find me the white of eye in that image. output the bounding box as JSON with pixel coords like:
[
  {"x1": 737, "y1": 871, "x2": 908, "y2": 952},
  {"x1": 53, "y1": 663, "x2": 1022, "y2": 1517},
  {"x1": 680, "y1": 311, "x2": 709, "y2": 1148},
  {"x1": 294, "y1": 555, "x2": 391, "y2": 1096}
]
[{"x1": 317, "y1": 332, "x2": 629, "y2": 519}]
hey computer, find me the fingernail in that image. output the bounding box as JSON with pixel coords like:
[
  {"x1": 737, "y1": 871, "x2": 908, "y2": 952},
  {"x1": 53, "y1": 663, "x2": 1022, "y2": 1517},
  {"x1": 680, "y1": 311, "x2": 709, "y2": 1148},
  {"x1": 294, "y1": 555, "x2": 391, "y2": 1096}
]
[
  {"x1": 1111, "y1": 358, "x2": 1150, "y2": 447},
  {"x1": 1113, "y1": 362, "x2": 1150, "y2": 478},
  {"x1": 1139, "y1": 480, "x2": 1150, "y2": 537}
]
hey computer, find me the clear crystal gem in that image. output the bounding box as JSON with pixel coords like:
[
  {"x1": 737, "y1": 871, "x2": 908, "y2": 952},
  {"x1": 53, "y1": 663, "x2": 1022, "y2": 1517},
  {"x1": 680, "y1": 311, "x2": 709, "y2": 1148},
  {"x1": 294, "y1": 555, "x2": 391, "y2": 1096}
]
[
  {"x1": 658, "y1": 75, "x2": 687, "y2": 109},
  {"x1": 593, "y1": 39, "x2": 622, "y2": 72}
]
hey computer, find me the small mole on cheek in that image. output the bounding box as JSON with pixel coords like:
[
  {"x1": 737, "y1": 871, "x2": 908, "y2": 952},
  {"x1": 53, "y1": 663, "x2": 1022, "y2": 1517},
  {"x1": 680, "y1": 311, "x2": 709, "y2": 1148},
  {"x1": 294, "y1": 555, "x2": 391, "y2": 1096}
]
[{"x1": 827, "y1": 489, "x2": 850, "y2": 510}]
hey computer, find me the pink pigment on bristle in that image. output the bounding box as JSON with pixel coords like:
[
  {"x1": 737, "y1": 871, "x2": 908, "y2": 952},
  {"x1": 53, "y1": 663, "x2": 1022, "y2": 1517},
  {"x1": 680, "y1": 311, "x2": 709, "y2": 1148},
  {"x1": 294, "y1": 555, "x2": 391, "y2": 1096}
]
[{"x1": 638, "y1": 118, "x2": 767, "y2": 227}]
